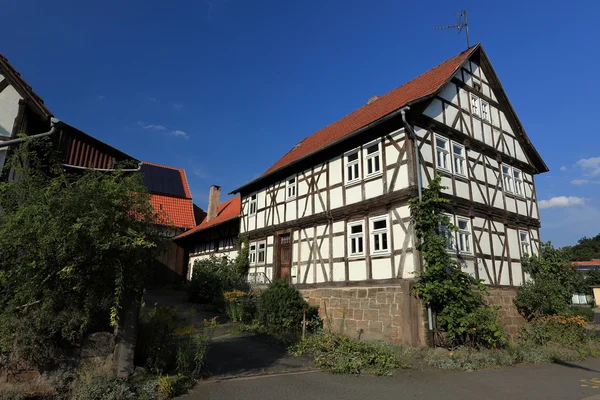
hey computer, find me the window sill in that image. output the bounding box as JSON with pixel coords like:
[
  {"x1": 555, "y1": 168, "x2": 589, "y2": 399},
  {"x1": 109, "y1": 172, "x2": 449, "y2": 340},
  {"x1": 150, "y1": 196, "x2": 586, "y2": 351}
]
[
  {"x1": 285, "y1": 196, "x2": 296, "y2": 202},
  {"x1": 454, "y1": 174, "x2": 469, "y2": 182},
  {"x1": 371, "y1": 252, "x2": 391, "y2": 258},
  {"x1": 364, "y1": 172, "x2": 383, "y2": 182},
  {"x1": 437, "y1": 167, "x2": 452, "y2": 176},
  {"x1": 348, "y1": 255, "x2": 365, "y2": 260},
  {"x1": 345, "y1": 179, "x2": 362, "y2": 188}
]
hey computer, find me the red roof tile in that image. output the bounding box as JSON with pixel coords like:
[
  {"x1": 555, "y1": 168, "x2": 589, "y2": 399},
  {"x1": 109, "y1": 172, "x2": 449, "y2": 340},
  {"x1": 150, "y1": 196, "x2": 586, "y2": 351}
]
[
  {"x1": 262, "y1": 45, "x2": 478, "y2": 176},
  {"x1": 150, "y1": 194, "x2": 196, "y2": 229},
  {"x1": 174, "y1": 195, "x2": 241, "y2": 239},
  {"x1": 572, "y1": 260, "x2": 600, "y2": 266},
  {"x1": 141, "y1": 162, "x2": 195, "y2": 229}
]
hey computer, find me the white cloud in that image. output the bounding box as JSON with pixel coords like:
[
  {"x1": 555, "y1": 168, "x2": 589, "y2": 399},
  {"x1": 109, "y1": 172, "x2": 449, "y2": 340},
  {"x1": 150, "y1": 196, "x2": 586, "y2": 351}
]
[
  {"x1": 192, "y1": 167, "x2": 210, "y2": 180},
  {"x1": 576, "y1": 157, "x2": 600, "y2": 177},
  {"x1": 571, "y1": 179, "x2": 600, "y2": 185},
  {"x1": 560, "y1": 166, "x2": 567, "y2": 171},
  {"x1": 539, "y1": 196, "x2": 587, "y2": 209},
  {"x1": 138, "y1": 121, "x2": 166, "y2": 131},
  {"x1": 170, "y1": 130, "x2": 189, "y2": 139},
  {"x1": 96, "y1": 95, "x2": 105, "y2": 101},
  {"x1": 172, "y1": 103, "x2": 184, "y2": 110}
]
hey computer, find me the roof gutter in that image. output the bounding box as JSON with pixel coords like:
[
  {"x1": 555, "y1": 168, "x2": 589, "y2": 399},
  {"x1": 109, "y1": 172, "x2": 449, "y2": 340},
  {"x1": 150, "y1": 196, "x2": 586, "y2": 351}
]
[
  {"x1": 0, "y1": 117, "x2": 61, "y2": 147},
  {"x1": 230, "y1": 108, "x2": 408, "y2": 195}
]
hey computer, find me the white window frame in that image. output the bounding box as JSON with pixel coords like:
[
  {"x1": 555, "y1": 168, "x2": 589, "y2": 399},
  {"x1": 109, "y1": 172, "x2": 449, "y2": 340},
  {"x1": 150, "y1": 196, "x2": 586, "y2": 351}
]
[
  {"x1": 345, "y1": 149, "x2": 361, "y2": 185},
  {"x1": 440, "y1": 213, "x2": 455, "y2": 252},
  {"x1": 481, "y1": 100, "x2": 490, "y2": 122},
  {"x1": 348, "y1": 221, "x2": 365, "y2": 257},
  {"x1": 456, "y1": 217, "x2": 472, "y2": 254},
  {"x1": 249, "y1": 243, "x2": 257, "y2": 265},
  {"x1": 502, "y1": 164, "x2": 513, "y2": 194},
  {"x1": 249, "y1": 193, "x2": 257, "y2": 215},
  {"x1": 470, "y1": 93, "x2": 480, "y2": 117},
  {"x1": 452, "y1": 143, "x2": 466, "y2": 177},
  {"x1": 286, "y1": 176, "x2": 296, "y2": 200},
  {"x1": 363, "y1": 140, "x2": 382, "y2": 178},
  {"x1": 369, "y1": 215, "x2": 390, "y2": 255},
  {"x1": 435, "y1": 135, "x2": 450, "y2": 172},
  {"x1": 257, "y1": 240, "x2": 266, "y2": 265},
  {"x1": 520, "y1": 231, "x2": 530, "y2": 256},
  {"x1": 513, "y1": 168, "x2": 524, "y2": 197}
]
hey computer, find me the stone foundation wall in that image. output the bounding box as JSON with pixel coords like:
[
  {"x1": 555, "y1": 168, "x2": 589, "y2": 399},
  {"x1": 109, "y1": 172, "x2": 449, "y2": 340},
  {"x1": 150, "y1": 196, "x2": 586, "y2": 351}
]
[
  {"x1": 487, "y1": 288, "x2": 525, "y2": 340},
  {"x1": 299, "y1": 280, "x2": 426, "y2": 346}
]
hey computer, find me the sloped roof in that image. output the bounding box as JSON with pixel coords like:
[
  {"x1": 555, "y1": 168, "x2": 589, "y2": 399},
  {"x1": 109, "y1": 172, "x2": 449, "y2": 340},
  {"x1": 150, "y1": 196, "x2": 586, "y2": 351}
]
[
  {"x1": 141, "y1": 162, "x2": 196, "y2": 229},
  {"x1": 174, "y1": 195, "x2": 241, "y2": 240},
  {"x1": 261, "y1": 45, "x2": 478, "y2": 176}
]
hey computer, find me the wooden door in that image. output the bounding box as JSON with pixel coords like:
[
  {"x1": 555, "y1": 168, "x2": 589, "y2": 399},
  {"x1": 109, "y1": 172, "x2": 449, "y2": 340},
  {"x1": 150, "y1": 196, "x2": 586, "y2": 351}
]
[{"x1": 279, "y1": 233, "x2": 292, "y2": 282}]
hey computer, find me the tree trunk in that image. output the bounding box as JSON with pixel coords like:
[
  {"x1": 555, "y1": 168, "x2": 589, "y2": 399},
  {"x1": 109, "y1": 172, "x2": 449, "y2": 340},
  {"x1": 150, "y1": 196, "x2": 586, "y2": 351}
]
[{"x1": 112, "y1": 292, "x2": 141, "y2": 378}]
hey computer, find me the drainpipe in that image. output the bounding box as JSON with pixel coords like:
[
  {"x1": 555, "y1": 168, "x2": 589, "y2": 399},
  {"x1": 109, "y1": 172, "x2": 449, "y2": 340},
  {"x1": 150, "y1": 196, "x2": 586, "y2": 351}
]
[
  {"x1": 400, "y1": 106, "x2": 434, "y2": 336},
  {"x1": 0, "y1": 117, "x2": 61, "y2": 147}
]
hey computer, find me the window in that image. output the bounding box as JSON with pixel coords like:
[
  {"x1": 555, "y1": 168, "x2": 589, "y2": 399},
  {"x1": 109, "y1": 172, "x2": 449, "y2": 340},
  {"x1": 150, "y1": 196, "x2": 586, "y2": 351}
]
[
  {"x1": 520, "y1": 231, "x2": 530, "y2": 256},
  {"x1": 439, "y1": 216, "x2": 455, "y2": 251},
  {"x1": 346, "y1": 150, "x2": 361, "y2": 183},
  {"x1": 249, "y1": 243, "x2": 257, "y2": 265},
  {"x1": 481, "y1": 100, "x2": 490, "y2": 122},
  {"x1": 452, "y1": 143, "x2": 466, "y2": 176},
  {"x1": 249, "y1": 194, "x2": 257, "y2": 215},
  {"x1": 364, "y1": 141, "x2": 381, "y2": 177},
  {"x1": 0, "y1": 148, "x2": 6, "y2": 169},
  {"x1": 456, "y1": 217, "x2": 472, "y2": 254},
  {"x1": 513, "y1": 168, "x2": 523, "y2": 196},
  {"x1": 470, "y1": 93, "x2": 480, "y2": 117},
  {"x1": 348, "y1": 221, "x2": 364, "y2": 256},
  {"x1": 502, "y1": 164, "x2": 513, "y2": 193},
  {"x1": 370, "y1": 216, "x2": 389, "y2": 254},
  {"x1": 286, "y1": 177, "x2": 296, "y2": 200},
  {"x1": 435, "y1": 136, "x2": 450, "y2": 171},
  {"x1": 257, "y1": 241, "x2": 266, "y2": 264}
]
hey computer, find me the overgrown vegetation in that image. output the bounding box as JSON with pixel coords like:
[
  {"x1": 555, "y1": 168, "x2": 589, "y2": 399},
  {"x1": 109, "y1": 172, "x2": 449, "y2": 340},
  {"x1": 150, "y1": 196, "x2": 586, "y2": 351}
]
[
  {"x1": 0, "y1": 139, "x2": 161, "y2": 368},
  {"x1": 409, "y1": 175, "x2": 507, "y2": 348},
  {"x1": 258, "y1": 280, "x2": 309, "y2": 334},
  {"x1": 562, "y1": 233, "x2": 600, "y2": 261}
]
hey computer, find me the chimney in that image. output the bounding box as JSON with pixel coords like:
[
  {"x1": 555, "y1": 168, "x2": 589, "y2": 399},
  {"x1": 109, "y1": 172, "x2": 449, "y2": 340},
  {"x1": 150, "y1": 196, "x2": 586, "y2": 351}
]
[
  {"x1": 367, "y1": 95, "x2": 380, "y2": 105},
  {"x1": 206, "y1": 185, "x2": 221, "y2": 222}
]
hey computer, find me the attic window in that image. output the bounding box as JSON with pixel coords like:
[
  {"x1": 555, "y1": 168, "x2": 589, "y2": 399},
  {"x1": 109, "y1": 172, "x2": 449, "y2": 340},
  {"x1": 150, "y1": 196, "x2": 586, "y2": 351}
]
[{"x1": 473, "y1": 82, "x2": 482, "y2": 92}]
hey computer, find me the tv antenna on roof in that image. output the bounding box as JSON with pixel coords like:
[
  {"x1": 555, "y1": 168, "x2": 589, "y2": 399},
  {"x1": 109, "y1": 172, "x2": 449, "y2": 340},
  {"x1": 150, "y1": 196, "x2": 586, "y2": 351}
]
[{"x1": 435, "y1": 10, "x2": 470, "y2": 49}]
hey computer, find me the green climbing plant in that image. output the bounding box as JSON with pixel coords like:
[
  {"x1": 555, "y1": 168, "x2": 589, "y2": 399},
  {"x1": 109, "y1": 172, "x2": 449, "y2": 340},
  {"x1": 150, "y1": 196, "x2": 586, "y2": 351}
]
[{"x1": 409, "y1": 175, "x2": 507, "y2": 348}]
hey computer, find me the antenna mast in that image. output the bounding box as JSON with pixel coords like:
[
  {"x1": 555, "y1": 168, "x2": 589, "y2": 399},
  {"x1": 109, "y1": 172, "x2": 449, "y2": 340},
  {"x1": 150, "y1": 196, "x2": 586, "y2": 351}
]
[{"x1": 435, "y1": 10, "x2": 470, "y2": 49}]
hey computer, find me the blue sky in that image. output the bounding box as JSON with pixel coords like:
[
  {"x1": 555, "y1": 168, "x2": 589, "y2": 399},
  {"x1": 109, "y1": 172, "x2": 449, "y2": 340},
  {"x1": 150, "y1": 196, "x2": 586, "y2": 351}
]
[{"x1": 3, "y1": 0, "x2": 599, "y2": 247}]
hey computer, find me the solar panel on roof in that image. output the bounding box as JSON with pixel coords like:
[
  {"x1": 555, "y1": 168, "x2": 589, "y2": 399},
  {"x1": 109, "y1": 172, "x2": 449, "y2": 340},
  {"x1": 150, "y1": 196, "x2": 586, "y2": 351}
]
[{"x1": 141, "y1": 164, "x2": 186, "y2": 197}]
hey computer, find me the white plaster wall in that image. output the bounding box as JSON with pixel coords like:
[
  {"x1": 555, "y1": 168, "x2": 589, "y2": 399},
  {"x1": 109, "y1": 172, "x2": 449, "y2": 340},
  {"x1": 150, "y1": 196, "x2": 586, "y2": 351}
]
[{"x1": 0, "y1": 84, "x2": 21, "y2": 137}]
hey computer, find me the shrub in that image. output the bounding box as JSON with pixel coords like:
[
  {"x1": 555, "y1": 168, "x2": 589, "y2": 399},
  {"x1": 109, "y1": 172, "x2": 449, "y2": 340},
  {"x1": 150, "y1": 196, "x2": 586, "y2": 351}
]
[
  {"x1": 566, "y1": 305, "x2": 595, "y2": 322},
  {"x1": 290, "y1": 332, "x2": 405, "y2": 375},
  {"x1": 258, "y1": 280, "x2": 307, "y2": 334},
  {"x1": 448, "y1": 306, "x2": 508, "y2": 349},
  {"x1": 136, "y1": 305, "x2": 181, "y2": 374},
  {"x1": 224, "y1": 290, "x2": 257, "y2": 323},
  {"x1": 188, "y1": 257, "x2": 249, "y2": 308},
  {"x1": 156, "y1": 374, "x2": 193, "y2": 400},
  {"x1": 518, "y1": 315, "x2": 590, "y2": 347},
  {"x1": 175, "y1": 318, "x2": 217, "y2": 377}
]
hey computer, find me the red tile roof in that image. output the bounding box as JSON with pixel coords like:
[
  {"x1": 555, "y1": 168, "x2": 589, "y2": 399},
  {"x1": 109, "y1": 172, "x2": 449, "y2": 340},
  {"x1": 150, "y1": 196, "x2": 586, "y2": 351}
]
[
  {"x1": 261, "y1": 45, "x2": 478, "y2": 176},
  {"x1": 572, "y1": 260, "x2": 600, "y2": 266},
  {"x1": 141, "y1": 162, "x2": 196, "y2": 229},
  {"x1": 174, "y1": 195, "x2": 241, "y2": 239}
]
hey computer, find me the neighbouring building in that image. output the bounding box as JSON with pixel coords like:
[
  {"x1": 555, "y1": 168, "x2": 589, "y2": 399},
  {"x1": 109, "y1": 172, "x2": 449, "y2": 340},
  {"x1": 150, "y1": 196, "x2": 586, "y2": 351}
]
[
  {"x1": 230, "y1": 43, "x2": 548, "y2": 345},
  {"x1": 0, "y1": 52, "x2": 198, "y2": 283},
  {"x1": 174, "y1": 185, "x2": 241, "y2": 280}
]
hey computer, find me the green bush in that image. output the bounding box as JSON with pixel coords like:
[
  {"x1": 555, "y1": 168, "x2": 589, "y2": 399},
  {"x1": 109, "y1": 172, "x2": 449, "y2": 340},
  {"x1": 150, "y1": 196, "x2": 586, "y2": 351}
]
[
  {"x1": 566, "y1": 306, "x2": 595, "y2": 322},
  {"x1": 445, "y1": 306, "x2": 508, "y2": 349},
  {"x1": 224, "y1": 290, "x2": 257, "y2": 323},
  {"x1": 425, "y1": 347, "x2": 516, "y2": 371},
  {"x1": 136, "y1": 305, "x2": 181, "y2": 374},
  {"x1": 156, "y1": 374, "x2": 194, "y2": 399},
  {"x1": 518, "y1": 315, "x2": 591, "y2": 347},
  {"x1": 71, "y1": 374, "x2": 136, "y2": 400},
  {"x1": 290, "y1": 332, "x2": 406, "y2": 375},
  {"x1": 188, "y1": 256, "x2": 249, "y2": 308},
  {"x1": 258, "y1": 280, "x2": 307, "y2": 334}
]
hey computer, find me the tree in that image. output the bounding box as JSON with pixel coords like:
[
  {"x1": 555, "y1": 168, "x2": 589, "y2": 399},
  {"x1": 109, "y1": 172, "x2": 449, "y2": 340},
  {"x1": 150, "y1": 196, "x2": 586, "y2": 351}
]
[
  {"x1": 0, "y1": 139, "x2": 161, "y2": 372},
  {"x1": 562, "y1": 234, "x2": 600, "y2": 261},
  {"x1": 409, "y1": 175, "x2": 506, "y2": 348}
]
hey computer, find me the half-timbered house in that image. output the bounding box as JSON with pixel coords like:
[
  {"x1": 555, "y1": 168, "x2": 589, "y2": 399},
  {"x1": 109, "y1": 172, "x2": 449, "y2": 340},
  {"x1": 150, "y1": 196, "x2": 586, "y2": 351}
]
[
  {"x1": 174, "y1": 186, "x2": 241, "y2": 280},
  {"x1": 231, "y1": 44, "x2": 548, "y2": 345}
]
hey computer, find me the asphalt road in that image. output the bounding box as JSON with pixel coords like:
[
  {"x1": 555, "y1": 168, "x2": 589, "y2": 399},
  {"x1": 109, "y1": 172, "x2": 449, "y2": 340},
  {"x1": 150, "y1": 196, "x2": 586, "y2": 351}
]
[{"x1": 183, "y1": 358, "x2": 600, "y2": 400}]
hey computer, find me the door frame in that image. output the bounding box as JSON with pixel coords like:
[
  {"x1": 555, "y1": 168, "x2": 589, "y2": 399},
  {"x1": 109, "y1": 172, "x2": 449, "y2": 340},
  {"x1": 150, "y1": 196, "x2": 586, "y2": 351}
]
[{"x1": 274, "y1": 229, "x2": 293, "y2": 282}]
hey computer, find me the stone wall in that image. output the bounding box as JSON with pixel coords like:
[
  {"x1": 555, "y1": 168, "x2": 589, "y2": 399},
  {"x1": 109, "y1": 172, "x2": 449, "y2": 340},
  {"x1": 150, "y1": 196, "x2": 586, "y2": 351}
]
[
  {"x1": 299, "y1": 280, "x2": 426, "y2": 346},
  {"x1": 487, "y1": 287, "x2": 525, "y2": 340}
]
